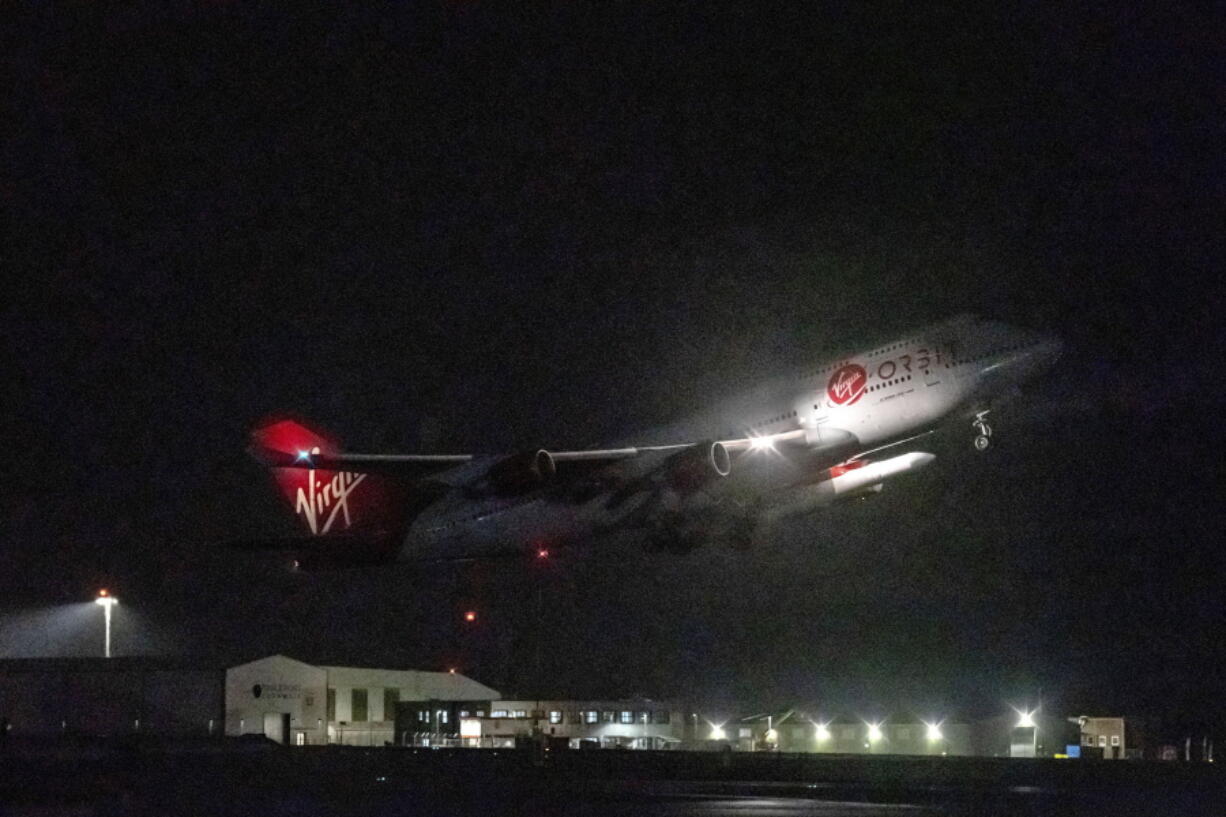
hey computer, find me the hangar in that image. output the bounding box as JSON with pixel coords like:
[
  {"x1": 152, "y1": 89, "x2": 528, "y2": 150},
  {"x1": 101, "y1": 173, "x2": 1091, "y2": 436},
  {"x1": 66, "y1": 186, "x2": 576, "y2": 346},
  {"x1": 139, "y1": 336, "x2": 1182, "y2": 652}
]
[{"x1": 225, "y1": 654, "x2": 500, "y2": 745}]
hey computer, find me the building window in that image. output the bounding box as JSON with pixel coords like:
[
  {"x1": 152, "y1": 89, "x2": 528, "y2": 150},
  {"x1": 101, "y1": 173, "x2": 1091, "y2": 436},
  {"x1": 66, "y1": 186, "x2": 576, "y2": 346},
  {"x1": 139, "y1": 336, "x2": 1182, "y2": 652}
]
[
  {"x1": 739, "y1": 728, "x2": 751, "y2": 738},
  {"x1": 584, "y1": 711, "x2": 599, "y2": 724},
  {"x1": 638, "y1": 712, "x2": 649, "y2": 724},
  {"x1": 383, "y1": 688, "x2": 399, "y2": 722},
  {"x1": 566, "y1": 711, "x2": 580, "y2": 724},
  {"x1": 1111, "y1": 735, "x2": 1120, "y2": 747},
  {"x1": 476, "y1": 711, "x2": 486, "y2": 718},
  {"x1": 351, "y1": 689, "x2": 368, "y2": 723},
  {"x1": 1099, "y1": 735, "x2": 1107, "y2": 747},
  {"x1": 653, "y1": 711, "x2": 670, "y2": 725},
  {"x1": 602, "y1": 711, "x2": 616, "y2": 723},
  {"x1": 438, "y1": 710, "x2": 449, "y2": 725},
  {"x1": 460, "y1": 711, "x2": 469, "y2": 719},
  {"x1": 491, "y1": 710, "x2": 508, "y2": 719},
  {"x1": 514, "y1": 710, "x2": 527, "y2": 719},
  {"x1": 619, "y1": 711, "x2": 634, "y2": 724},
  {"x1": 549, "y1": 711, "x2": 563, "y2": 724},
  {"x1": 326, "y1": 688, "x2": 336, "y2": 722}
]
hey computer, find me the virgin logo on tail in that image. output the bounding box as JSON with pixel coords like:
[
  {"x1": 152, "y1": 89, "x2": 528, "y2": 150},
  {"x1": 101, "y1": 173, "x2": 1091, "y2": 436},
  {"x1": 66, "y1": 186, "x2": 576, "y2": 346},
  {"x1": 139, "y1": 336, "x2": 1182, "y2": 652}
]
[
  {"x1": 296, "y1": 470, "x2": 367, "y2": 535},
  {"x1": 827, "y1": 364, "x2": 867, "y2": 406}
]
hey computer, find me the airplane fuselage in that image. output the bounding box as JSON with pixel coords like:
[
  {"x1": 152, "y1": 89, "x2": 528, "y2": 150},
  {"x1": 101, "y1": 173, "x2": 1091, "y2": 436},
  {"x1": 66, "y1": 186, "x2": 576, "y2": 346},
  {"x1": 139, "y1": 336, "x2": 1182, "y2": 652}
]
[{"x1": 402, "y1": 315, "x2": 1061, "y2": 559}]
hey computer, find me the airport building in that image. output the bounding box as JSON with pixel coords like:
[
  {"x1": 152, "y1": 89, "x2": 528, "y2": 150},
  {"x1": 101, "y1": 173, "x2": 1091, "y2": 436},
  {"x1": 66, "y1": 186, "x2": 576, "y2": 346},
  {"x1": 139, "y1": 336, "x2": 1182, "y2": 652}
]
[
  {"x1": 725, "y1": 710, "x2": 974, "y2": 755},
  {"x1": 445, "y1": 699, "x2": 692, "y2": 749},
  {"x1": 225, "y1": 654, "x2": 499, "y2": 746},
  {"x1": 0, "y1": 656, "x2": 1160, "y2": 760}
]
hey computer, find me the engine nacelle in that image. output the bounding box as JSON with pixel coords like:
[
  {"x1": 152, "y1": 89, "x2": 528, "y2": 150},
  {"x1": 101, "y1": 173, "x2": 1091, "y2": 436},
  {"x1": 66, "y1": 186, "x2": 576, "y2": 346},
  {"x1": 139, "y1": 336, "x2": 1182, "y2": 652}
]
[
  {"x1": 667, "y1": 441, "x2": 731, "y2": 491},
  {"x1": 486, "y1": 449, "x2": 557, "y2": 494}
]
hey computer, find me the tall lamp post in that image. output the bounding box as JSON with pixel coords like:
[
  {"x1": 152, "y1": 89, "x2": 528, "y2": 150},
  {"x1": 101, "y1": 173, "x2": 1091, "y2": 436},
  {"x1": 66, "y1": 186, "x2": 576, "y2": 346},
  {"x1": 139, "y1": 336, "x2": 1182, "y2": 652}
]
[{"x1": 95, "y1": 590, "x2": 118, "y2": 658}]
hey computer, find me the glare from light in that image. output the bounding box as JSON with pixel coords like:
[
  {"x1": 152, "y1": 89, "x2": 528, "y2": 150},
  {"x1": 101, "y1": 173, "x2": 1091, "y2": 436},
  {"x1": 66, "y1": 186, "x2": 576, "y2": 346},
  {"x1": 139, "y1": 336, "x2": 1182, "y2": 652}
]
[
  {"x1": 1014, "y1": 708, "x2": 1036, "y2": 729},
  {"x1": 867, "y1": 722, "x2": 883, "y2": 742},
  {"x1": 749, "y1": 435, "x2": 775, "y2": 452},
  {"x1": 296, "y1": 449, "x2": 310, "y2": 461},
  {"x1": 764, "y1": 728, "x2": 778, "y2": 743},
  {"x1": 536, "y1": 548, "x2": 549, "y2": 559},
  {"x1": 463, "y1": 610, "x2": 477, "y2": 622},
  {"x1": 815, "y1": 723, "x2": 831, "y2": 742},
  {"x1": 448, "y1": 668, "x2": 457, "y2": 674},
  {"x1": 925, "y1": 721, "x2": 943, "y2": 741},
  {"x1": 707, "y1": 720, "x2": 727, "y2": 741}
]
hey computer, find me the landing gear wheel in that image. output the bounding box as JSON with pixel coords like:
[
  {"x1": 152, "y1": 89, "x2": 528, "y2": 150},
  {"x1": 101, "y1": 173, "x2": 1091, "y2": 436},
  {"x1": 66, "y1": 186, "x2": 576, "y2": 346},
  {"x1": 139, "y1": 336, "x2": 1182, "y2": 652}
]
[{"x1": 971, "y1": 410, "x2": 993, "y2": 451}]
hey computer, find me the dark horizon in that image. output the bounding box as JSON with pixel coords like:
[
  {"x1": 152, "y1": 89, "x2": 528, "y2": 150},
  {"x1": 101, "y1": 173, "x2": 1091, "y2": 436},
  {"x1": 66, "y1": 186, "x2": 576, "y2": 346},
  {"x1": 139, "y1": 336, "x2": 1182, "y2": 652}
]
[{"x1": 5, "y1": 3, "x2": 1220, "y2": 734}]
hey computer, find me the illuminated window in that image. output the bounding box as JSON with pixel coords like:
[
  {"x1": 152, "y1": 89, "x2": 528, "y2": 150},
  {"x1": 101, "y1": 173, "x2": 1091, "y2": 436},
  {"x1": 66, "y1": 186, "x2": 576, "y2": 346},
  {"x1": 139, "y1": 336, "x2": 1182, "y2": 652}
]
[
  {"x1": 514, "y1": 710, "x2": 527, "y2": 719},
  {"x1": 476, "y1": 711, "x2": 486, "y2": 718},
  {"x1": 603, "y1": 711, "x2": 616, "y2": 723},
  {"x1": 491, "y1": 710, "x2": 508, "y2": 718},
  {"x1": 1111, "y1": 735, "x2": 1120, "y2": 747},
  {"x1": 620, "y1": 711, "x2": 634, "y2": 724},
  {"x1": 1099, "y1": 735, "x2": 1107, "y2": 747},
  {"x1": 739, "y1": 728, "x2": 751, "y2": 738},
  {"x1": 549, "y1": 711, "x2": 563, "y2": 724},
  {"x1": 584, "y1": 711, "x2": 599, "y2": 724}
]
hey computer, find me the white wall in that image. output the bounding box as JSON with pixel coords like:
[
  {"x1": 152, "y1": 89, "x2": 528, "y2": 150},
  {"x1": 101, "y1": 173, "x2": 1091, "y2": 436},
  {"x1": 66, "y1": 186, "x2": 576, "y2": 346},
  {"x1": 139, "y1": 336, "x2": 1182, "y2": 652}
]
[{"x1": 225, "y1": 655, "x2": 327, "y2": 745}]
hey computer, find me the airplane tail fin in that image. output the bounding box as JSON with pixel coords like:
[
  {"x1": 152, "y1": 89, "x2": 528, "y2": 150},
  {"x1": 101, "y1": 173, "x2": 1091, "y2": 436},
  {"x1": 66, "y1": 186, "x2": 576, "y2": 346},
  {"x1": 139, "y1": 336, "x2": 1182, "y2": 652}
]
[{"x1": 249, "y1": 418, "x2": 410, "y2": 543}]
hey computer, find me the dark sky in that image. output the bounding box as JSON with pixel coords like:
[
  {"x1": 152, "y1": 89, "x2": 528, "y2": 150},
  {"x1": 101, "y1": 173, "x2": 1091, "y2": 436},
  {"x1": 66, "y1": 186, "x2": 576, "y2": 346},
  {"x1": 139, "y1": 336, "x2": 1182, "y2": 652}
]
[{"x1": 4, "y1": 3, "x2": 1221, "y2": 729}]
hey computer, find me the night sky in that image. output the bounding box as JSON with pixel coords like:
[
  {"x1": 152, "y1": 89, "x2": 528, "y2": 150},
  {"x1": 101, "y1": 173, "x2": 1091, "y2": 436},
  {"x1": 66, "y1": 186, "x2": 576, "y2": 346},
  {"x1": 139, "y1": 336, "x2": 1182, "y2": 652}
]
[{"x1": 5, "y1": 4, "x2": 1221, "y2": 731}]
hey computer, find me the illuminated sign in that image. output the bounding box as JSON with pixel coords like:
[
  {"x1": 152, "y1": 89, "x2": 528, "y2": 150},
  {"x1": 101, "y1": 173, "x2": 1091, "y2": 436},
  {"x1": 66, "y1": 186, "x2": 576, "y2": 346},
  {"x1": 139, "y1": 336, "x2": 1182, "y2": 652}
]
[{"x1": 460, "y1": 718, "x2": 481, "y2": 738}]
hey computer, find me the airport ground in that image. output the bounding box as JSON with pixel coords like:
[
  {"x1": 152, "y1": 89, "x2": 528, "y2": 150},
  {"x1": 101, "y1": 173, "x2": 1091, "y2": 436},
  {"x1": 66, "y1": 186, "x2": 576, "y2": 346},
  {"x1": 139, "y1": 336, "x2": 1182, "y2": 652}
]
[{"x1": 1, "y1": 739, "x2": 1223, "y2": 816}]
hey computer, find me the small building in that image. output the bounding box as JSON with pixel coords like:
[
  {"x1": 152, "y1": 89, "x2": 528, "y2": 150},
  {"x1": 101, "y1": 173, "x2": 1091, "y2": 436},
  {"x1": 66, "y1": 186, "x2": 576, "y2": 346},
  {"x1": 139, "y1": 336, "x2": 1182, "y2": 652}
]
[
  {"x1": 447, "y1": 699, "x2": 692, "y2": 749},
  {"x1": 1074, "y1": 716, "x2": 1141, "y2": 759},
  {"x1": 224, "y1": 655, "x2": 499, "y2": 746}
]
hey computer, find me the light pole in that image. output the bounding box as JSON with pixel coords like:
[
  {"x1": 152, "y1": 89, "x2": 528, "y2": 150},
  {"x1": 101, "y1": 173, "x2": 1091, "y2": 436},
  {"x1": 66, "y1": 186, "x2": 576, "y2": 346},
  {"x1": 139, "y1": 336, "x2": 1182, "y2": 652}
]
[{"x1": 95, "y1": 590, "x2": 118, "y2": 658}]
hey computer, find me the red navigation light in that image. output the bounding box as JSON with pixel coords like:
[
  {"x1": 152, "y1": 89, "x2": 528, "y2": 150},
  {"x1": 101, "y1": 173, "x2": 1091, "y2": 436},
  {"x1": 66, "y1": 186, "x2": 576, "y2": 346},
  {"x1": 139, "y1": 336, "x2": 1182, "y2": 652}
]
[
  {"x1": 98, "y1": 589, "x2": 109, "y2": 598},
  {"x1": 463, "y1": 610, "x2": 477, "y2": 623},
  {"x1": 448, "y1": 668, "x2": 457, "y2": 674},
  {"x1": 536, "y1": 548, "x2": 549, "y2": 559}
]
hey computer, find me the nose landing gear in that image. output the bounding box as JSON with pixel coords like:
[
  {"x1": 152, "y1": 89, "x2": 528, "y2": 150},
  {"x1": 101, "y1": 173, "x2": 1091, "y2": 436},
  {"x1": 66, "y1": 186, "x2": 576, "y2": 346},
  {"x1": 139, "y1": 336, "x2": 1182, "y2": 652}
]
[{"x1": 972, "y1": 411, "x2": 992, "y2": 451}]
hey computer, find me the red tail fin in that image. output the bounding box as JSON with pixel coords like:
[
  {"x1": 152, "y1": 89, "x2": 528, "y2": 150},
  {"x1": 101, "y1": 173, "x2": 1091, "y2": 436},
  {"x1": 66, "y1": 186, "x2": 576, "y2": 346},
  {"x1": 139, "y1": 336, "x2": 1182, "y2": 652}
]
[{"x1": 251, "y1": 419, "x2": 407, "y2": 538}]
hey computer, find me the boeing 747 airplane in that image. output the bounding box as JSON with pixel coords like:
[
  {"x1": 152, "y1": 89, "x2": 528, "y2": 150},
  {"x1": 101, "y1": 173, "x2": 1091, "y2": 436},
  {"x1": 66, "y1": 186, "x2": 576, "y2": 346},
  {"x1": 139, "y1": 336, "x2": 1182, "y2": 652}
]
[{"x1": 248, "y1": 315, "x2": 1061, "y2": 567}]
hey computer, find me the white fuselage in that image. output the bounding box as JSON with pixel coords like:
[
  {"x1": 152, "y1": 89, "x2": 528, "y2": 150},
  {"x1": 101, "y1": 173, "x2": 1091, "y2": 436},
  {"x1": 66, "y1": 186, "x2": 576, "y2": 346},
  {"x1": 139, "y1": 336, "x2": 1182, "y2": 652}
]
[{"x1": 403, "y1": 315, "x2": 1061, "y2": 558}]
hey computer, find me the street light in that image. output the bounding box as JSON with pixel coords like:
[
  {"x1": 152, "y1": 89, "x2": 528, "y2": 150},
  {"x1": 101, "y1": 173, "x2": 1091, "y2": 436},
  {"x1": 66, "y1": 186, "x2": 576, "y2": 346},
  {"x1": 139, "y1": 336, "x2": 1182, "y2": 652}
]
[{"x1": 95, "y1": 590, "x2": 118, "y2": 658}]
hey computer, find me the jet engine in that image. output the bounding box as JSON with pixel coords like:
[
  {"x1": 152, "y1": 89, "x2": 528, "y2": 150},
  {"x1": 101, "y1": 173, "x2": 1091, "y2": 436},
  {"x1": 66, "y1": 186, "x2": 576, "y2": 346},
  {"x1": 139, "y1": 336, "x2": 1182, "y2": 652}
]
[
  {"x1": 486, "y1": 449, "x2": 557, "y2": 494},
  {"x1": 666, "y1": 441, "x2": 731, "y2": 491}
]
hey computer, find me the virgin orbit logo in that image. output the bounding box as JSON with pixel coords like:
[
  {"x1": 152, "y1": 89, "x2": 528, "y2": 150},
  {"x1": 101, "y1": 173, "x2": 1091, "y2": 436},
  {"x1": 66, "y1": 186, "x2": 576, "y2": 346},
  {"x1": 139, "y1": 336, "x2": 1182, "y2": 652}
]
[
  {"x1": 296, "y1": 469, "x2": 366, "y2": 535},
  {"x1": 827, "y1": 364, "x2": 867, "y2": 406}
]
